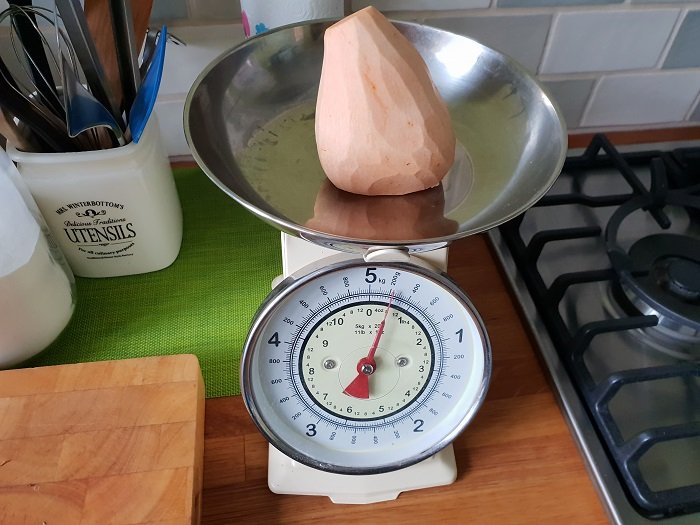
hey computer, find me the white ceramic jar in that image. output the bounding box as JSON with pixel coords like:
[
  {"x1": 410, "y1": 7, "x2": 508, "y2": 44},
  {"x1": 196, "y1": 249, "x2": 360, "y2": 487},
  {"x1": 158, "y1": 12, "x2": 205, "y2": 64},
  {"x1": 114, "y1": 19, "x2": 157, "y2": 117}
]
[
  {"x1": 240, "y1": 0, "x2": 345, "y2": 37},
  {"x1": 0, "y1": 149, "x2": 75, "y2": 368},
  {"x1": 7, "y1": 116, "x2": 182, "y2": 278}
]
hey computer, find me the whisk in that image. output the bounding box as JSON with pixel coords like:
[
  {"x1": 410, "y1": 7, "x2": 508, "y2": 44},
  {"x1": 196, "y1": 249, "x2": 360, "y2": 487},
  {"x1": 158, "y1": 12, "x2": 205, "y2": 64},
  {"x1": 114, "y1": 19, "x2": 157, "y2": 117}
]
[{"x1": 0, "y1": 4, "x2": 123, "y2": 151}]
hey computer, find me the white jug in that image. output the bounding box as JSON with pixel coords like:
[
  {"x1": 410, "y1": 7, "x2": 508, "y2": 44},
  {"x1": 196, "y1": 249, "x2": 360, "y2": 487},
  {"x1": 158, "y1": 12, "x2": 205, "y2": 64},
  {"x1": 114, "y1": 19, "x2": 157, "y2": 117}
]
[{"x1": 0, "y1": 148, "x2": 75, "y2": 368}]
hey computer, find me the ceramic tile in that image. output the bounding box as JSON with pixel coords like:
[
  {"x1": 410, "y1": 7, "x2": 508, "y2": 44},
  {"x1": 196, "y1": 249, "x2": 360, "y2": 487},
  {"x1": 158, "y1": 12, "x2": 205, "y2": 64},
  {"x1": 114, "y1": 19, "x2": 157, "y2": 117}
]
[
  {"x1": 499, "y1": 0, "x2": 619, "y2": 7},
  {"x1": 541, "y1": 10, "x2": 679, "y2": 74},
  {"x1": 690, "y1": 99, "x2": 700, "y2": 121},
  {"x1": 426, "y1": 14, "x2": 551, "y2": 73},
  {"x1": 632, "y1": 0, "x2": 696, "y2": 3},
  {"x1": 188, "y1": 0, "x2": 241, "y2": 21},
  {"x1": 153, "y1": 98, "x2": 189, "y2": 157},
  {"x1": 663, "y1": 10, "x2": 700, "y2": 69},
  {"x1": 582, "y1": 71, "x2": 700, "y2": 127},
  {"x1": 352, "y1": 0, "x2": 489, "y2": 10},
  {"x1": 542, "y1": 78, "x2": 596, "y2": 128},
  {"x1": 159, "y1": 23, "x2": 245, "y2": 97},
  {"x1": 151, "y1": 0, "x2": 189, "y2": 21}
]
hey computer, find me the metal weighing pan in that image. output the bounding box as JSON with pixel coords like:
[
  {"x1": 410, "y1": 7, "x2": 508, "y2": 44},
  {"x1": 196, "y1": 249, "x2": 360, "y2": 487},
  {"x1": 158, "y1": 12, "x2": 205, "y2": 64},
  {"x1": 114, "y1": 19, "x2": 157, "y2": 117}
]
[{"x1": 184, "y1": 20, "x2": 567, "y2": 253}]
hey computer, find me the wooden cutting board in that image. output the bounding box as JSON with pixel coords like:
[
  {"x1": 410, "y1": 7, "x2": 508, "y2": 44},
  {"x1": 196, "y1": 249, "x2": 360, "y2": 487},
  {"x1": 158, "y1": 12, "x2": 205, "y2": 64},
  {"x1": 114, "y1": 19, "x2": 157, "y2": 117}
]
[{"x1": 0, "y1": 354, "x2": 204, "y2": 525}]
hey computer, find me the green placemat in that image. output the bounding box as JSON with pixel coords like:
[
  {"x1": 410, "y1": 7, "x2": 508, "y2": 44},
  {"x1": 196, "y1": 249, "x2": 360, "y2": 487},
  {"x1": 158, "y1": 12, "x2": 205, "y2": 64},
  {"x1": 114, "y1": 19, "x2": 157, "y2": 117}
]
[{"x1": 25, "y1": 168, "x2": 282, "y2": 398}]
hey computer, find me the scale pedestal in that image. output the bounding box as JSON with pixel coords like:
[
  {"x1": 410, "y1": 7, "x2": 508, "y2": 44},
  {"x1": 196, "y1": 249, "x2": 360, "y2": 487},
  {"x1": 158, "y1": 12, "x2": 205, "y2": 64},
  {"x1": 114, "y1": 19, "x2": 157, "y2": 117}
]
[
  {"x1": 268, "y1": 443, "x2": 457, "y2": 504},
  {"x1": 267, "y1": 233, "x2": 455, "y2": 504}
]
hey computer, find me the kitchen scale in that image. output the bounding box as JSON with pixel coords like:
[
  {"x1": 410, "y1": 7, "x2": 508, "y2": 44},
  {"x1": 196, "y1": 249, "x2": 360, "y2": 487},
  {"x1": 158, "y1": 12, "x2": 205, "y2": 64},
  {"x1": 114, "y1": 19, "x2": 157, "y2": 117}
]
[{"x1": 184, "y1": 19, "x2": 566, "y2": 504}]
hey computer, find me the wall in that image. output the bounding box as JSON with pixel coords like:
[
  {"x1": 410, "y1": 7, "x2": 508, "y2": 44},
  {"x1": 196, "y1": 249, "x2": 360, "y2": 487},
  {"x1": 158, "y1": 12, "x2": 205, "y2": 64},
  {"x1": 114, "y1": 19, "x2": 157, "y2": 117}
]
[
  {"x1": 149, "y1": 0, "x2": 700, "y2": 156},
  {"x1": 1, "y1": 1, "x2": 699, "y2": 156}
]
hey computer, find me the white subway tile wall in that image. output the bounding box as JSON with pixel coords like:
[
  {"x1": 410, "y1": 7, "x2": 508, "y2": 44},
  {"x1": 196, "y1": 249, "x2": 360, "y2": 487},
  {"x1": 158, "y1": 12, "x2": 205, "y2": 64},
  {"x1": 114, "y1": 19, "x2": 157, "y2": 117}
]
[
  {"x1": 582, "y1": 71, "x2": 700, "y2": 126},
  {"x1": 155, "y1": 24, "x2": 246, "y2": 157},
  {"x1": 425, "y1": 14, "x2": 552, "y2": 73},
  {"x1": 542, "y1": 79, "x2": 597, "y2": 125},
  {"x1": 664, "y1": 10, "x2": 700, "y2": 68},
  {"x1": 691, "y1": 102, "x2": 700, "y2": 121},
  {"x1": 540, "y1": 10, "x2": 680, "y2": 74},
  {"x1": 8, "y1": 0, "x2": 686, "y2": 154}
]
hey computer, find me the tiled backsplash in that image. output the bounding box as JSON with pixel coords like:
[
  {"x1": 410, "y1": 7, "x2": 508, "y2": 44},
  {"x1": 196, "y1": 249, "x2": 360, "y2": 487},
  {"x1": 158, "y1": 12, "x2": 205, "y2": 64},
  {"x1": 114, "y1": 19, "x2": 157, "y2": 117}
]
[
  {"x1": 1, "y1": 0, "x2": 698, "y2": 156},
  {"x1": 150, "y1": 0, "x2": 700, "y2": 156}
]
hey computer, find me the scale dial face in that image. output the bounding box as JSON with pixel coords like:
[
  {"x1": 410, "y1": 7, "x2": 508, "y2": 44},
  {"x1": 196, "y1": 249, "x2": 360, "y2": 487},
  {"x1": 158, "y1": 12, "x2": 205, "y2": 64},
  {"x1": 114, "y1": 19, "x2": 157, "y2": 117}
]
[{"x1": 241, "y1": 259, "x2": 491, "y2": 475}]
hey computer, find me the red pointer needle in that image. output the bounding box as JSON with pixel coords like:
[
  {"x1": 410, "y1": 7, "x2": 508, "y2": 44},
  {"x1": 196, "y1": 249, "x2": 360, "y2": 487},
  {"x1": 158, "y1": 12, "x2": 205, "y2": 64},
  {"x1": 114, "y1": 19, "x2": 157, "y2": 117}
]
[{"x1": 343, "y1": 291, "x2": 395, "y2": 399}]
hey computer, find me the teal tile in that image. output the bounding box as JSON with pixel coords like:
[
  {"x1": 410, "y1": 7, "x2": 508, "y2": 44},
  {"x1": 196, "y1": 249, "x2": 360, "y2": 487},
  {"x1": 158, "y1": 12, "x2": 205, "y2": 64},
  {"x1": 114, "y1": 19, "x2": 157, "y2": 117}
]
[{"x1": 664, "y1": 11, "x2": 700, "y2": 69}]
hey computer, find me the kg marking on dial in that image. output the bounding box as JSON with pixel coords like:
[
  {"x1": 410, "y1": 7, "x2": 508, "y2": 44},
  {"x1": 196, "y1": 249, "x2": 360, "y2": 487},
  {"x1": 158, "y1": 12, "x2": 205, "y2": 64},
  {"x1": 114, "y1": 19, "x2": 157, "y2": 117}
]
[{"x1": 299, "y1": 294, "x2": 434, "y2": 420}]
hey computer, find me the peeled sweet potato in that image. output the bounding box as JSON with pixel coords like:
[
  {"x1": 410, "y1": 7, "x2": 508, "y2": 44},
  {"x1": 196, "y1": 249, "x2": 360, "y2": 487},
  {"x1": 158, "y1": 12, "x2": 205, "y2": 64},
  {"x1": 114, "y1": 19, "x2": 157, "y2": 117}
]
[{"x1": 315, "y1": 6, "x2": 456, "y2": 196}]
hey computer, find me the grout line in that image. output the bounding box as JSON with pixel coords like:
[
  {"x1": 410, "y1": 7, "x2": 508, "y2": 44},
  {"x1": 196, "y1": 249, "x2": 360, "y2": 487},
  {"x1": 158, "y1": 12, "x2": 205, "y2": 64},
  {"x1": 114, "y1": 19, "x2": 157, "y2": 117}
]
[
  {"x1": 655, "y1": 8, "x2": 686, "y2": 69},
  {"x1": 539, "y1": 66, "x2": 700, "y2": 82},
  {"x1": 578, "y1": 75, "x2": 604, "y2": 128},
  {"x1": 684, "y1": 88, "x2": 700, "y2": 121},
  {"x1": 536, "y1": 10, "x2": 558, "y2": 76}
]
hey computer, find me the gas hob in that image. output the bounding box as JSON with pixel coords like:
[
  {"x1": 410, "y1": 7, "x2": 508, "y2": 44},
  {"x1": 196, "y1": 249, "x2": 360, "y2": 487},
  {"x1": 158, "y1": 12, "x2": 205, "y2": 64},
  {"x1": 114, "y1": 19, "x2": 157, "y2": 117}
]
[{"x1": 489, "y1": 135, "x2": 700, "y2": 524}]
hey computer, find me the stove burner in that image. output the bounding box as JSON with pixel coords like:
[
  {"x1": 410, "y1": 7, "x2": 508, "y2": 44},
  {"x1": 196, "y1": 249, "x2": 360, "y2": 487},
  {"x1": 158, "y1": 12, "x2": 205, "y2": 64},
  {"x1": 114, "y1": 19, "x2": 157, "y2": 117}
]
[
  {"x1": 606, "y1": 191, "x2": 700, "y2": 340},
  {"x1": 656, "y1": 255, "x2": 700, "y2": 301},
  {"x1": 603, "y1": 279, "x2": 700, "y2": 360}
]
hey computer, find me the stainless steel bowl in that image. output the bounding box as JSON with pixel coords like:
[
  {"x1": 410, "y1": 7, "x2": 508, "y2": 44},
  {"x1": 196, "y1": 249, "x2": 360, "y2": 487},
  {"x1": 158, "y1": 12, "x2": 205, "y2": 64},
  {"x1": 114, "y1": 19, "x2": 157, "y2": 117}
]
[{"x1": 184, "y1": 19, "x2": 566, "y2": 252}]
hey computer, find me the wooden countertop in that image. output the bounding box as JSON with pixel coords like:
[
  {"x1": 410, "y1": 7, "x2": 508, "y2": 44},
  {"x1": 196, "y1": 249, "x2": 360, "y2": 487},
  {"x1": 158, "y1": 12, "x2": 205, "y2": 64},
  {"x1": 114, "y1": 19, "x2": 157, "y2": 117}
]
[{"x1": 200, "y1": 233, "x2": 609, "y2": 524}]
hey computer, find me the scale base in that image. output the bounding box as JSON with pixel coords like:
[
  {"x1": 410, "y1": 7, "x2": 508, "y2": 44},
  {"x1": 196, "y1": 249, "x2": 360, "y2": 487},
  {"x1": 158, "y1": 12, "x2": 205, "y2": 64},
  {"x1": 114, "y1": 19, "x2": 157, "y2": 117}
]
[{"x1": 267, "y1": 444, "x2": 457, "y2": 504}]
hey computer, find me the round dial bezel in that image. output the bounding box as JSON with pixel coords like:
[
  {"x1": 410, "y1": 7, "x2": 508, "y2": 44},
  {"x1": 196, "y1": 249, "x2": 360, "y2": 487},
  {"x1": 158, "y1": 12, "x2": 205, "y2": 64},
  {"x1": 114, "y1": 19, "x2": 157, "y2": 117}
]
[{"x1": 241, "y1": 257, "x2": 491, "y2": 475}]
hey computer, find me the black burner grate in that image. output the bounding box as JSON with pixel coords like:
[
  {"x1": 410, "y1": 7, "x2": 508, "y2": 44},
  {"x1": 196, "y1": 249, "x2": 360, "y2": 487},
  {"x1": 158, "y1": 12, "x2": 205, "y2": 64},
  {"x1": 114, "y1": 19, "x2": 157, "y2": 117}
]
[{"x1": 499, "y1": 134, "x2": 700, "y2": 518}]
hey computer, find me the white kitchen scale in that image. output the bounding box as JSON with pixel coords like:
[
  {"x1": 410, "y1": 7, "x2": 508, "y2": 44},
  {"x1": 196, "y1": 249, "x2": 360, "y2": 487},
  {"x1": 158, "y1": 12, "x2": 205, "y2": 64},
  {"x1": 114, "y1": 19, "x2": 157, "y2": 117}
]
[{"x1": 184, "y1": 18, "x2": 566, "y2": 504}]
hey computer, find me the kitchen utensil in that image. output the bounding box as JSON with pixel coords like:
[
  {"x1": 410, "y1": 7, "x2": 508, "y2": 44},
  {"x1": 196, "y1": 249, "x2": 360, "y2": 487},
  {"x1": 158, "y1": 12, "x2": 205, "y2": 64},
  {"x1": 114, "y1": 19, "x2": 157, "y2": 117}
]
[
  {"x1": 139, "y1": 27, "x2": 159, "y2": 77},
  {"x1": 52, "y1": 6, "x2": 124, "y2": 147},
  {"x1": 0, "y1": 108, "x2": 39, "y2": 151},
  {"x1": 242, "y1": 256, "x2": 490, "y2": 498},
  {"x1": 7, "y1": 115, "x2": 182, "y2": 278},
  {"x1": 0, "y1": 53, "x2": 78, "y2": 152},
  {"x1": 84, "y1": 0, "x2": 123, "y2": 111},
  {"x1": 55, "y1": 0, "x2": 124, "y2": 130},
  {"x1": 7, "y1": 1, "x2": 63, "y2": 119},
  {"x1": 131, "y1": 0, "x2": 155, "y2": 54},
  {"x1": 129, "y1": 25, "x2": 166, "y2": 144},
  {"x1": 185, "y1": 20, "x2": 565, "y2": 502},
  {"x1": 109, "y1": 0, "x2": 140, "y2": 113},
  {"x1": 0, "y1": 4, "x2": 78, "y2": 150},
  {"x1": 185, "y1": 21, "x2": 566, "y2": 253},
  {"x1": 0, "y1": 355, "x2": 204, "y2": 524},
  {"x1": 61, "y1": 54, "x2": 126, "y2": 145}
]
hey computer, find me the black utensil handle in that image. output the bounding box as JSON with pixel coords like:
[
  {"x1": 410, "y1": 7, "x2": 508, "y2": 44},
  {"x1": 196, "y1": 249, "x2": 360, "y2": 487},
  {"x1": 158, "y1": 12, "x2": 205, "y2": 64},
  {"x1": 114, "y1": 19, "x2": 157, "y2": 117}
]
[{"x1": 109, "y1": 0, "x2": 141, "y2": 114}]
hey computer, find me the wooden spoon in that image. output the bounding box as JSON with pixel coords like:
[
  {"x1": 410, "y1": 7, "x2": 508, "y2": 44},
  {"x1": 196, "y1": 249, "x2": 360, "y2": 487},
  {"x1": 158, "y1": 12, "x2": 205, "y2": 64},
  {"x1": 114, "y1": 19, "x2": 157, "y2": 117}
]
[{"x1": 84, "y1": 0, "x2": 153, "y2": 114}]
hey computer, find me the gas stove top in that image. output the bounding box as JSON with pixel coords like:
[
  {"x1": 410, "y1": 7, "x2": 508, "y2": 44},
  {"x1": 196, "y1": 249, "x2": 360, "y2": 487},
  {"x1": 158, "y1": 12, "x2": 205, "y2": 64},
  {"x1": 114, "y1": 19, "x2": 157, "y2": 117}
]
[{"x1": 489, "y1": 135, "x2": 700, "y2": 524}]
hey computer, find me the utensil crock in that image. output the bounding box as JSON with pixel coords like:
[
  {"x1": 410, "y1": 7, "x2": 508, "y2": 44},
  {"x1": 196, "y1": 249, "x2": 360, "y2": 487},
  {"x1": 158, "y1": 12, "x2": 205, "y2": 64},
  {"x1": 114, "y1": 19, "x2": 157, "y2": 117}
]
[{"x1": 7, "y1": 115, "x2": 182, "y2": 278}]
